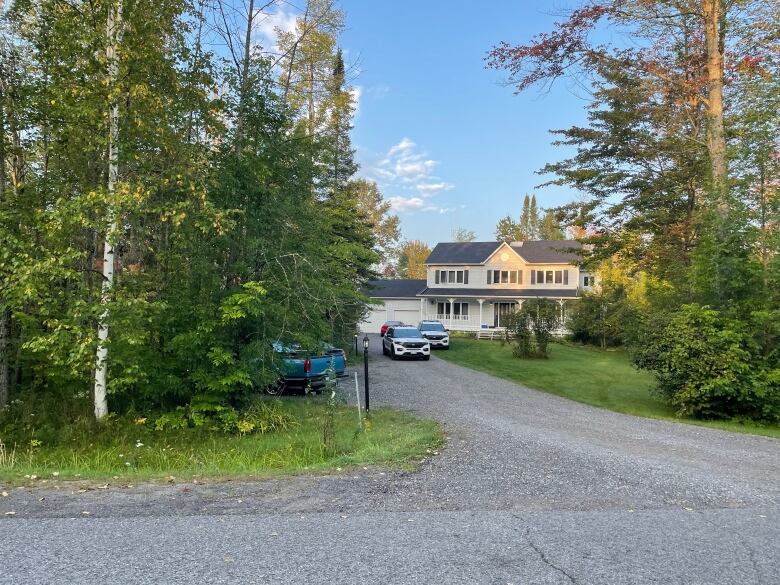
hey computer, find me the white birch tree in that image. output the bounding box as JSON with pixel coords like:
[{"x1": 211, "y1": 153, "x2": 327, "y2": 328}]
[{"x1": 93, "y1": 0, "x2": 123, "y2": 420}]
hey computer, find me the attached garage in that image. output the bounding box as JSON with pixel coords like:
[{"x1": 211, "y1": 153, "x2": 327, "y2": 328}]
[
  {"x1": 362, "y1": 304, "x2": 389, "y2": 333},
  {"x1": 360, "y1": 279, "x2": 426, "y2": 333}
]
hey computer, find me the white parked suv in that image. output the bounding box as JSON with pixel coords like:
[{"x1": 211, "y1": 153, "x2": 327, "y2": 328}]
[
  {"x1": 418, "y1": 320, "x2": 450, "y2": 349},
  {"x1": 382, "y1": 326, "x2": 431, "y2": 360}
]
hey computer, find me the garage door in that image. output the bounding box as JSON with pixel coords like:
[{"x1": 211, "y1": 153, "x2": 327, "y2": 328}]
[
  {"x1": 393, "y1": 309, "x2": 421, "y2": 326},
  {"x1": 360, "y1": 307, "x2": 387, "y2": 333}
]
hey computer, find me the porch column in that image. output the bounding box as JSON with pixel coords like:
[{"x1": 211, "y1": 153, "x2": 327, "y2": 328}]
[
  {"x1": 559, "y1": 299, "x2": 565, "y2": 329},
  {"x1": 478, "y1": 299, "x2": 484, "y2": 328},
  {"x1": 420, "y1": 297, "x2": 425, "y2": 322},
  {"x1": 448, "y1": 297, "x2": 455, "y2": 325}
]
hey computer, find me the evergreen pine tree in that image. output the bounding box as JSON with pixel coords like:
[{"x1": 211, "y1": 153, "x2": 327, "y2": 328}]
[
  {"x1": 519, "y1": 195, "x2": 531, "y2": 239},
  {"x1": 529, "y1": 195, "x2": 540, "y2": 239}
]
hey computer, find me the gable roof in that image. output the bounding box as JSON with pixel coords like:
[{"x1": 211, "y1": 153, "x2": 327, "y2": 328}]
[
  {"x1": 425, "y1": 240, "x2": 582, "y2": 265},
  {"x1": 425, "y1": 242, "x2": 503, "y2": 264},
  {"x1": 364, "y1": 279, "x2": 426, "y2": 298},
  {"x1": 510, "y1": 240, "x2": 582, "y2": 264}
]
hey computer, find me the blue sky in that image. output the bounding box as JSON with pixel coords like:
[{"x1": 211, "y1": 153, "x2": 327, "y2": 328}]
[{"x1": 338, "y1": 0, "x2": 590, "y2": 245}]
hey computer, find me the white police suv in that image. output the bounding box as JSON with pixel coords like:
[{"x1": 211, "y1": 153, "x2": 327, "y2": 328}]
[{"x1": 417, "y1": 320, "x2": 450, "y2": 349}]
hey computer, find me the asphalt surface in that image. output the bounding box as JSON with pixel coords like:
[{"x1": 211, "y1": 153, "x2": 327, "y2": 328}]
[{"x1": 2, "y1": 334, "x2": 779, "y2": 584}]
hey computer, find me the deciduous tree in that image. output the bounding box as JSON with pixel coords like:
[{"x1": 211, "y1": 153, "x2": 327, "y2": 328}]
[{"x1": 398, "y1": 240, "x2": 431, "y2": 279}]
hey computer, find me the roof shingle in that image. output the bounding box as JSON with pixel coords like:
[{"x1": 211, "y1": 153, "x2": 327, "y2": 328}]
[
  {"x1": 364, "y1": 279, "x2": 426, "y2": 298},
  {"x1": 424, "y1": 240, "x2": 582, "y2": 265}
]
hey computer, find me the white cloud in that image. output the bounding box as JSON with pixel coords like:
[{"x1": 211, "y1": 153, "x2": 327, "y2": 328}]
[
  {"x1": 371, "y1": 167, "x2": 395, "y2": 180},
  {"x1": 350, "y1": 85, "x2": 363, "y2": 116},
  {"x1": 360, "y1": 137, "x2": 455, "y2": 215},
  {"x1": 395, "y1": 159, "x2": 436, "y2": 180},
  {"x1": 388, "y1": 196, "x2": 425, "y2": 212},
  {"x1": 255, "y1": 7, "x2": 297, "y2": 50},
  {"x1": 387, "y1": 138, "x2": 416, "y2": 157},
  {"x1": 366, "y1": 84, "x2": 390, "y2": 99},
  {"x1": 417, "y1": 182, "x2": 454, "y2": 196}
]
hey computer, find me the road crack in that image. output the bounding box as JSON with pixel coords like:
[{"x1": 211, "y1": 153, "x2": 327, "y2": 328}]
[
  {"x1": 510, "y1": 515, "x2": 580, "y2": 585},
  {"x1": 696, "y1": 511, "x2": 765, "y2": 584}
]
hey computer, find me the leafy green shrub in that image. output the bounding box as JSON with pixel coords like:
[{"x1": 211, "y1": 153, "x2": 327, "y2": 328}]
[
  {"x1": 633, "y1": 304, "x2": 780, "y2": 421},
  {"x1": 503, "y1": 299, "x2": 560, "y2": 358},
  {"x1": 240, "y1": 399, "x2": 298, "y2": 434},
  {"x1": 152, "y1": 399, "x2": 297, "y2": 435}
]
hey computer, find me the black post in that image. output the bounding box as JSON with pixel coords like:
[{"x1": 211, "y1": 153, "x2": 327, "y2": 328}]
[
  {"x1": 363, "y1": 335, "x2": 370, "y2": 412},
  {"x1": 354, "y1": 334, "x2": 358, "y2": 356}
]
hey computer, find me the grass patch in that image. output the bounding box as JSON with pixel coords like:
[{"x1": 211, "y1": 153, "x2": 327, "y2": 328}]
[
  {"x1": 437, "y1": 338, "x2": 780, "y2": 439},
  {"x1": 0, "y1": 398, "x2": 443, "y2": 484}
]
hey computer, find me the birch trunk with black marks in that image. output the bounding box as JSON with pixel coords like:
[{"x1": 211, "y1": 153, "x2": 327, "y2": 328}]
[{"x1": 94, "y1": 0, "x2": 123, "y2": 420}]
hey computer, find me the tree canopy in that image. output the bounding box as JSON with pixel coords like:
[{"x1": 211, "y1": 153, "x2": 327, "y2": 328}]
[{"x1": 0, "y1": 0, "x2": 387, "y2": 418}]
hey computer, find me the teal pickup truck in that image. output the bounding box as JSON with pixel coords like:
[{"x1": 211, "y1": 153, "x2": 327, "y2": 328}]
[{"x1": 267, "y1": 342, "x2": 347, "y2": 395}]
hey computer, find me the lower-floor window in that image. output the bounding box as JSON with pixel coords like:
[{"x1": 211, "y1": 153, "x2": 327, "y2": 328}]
[{"x1": 437, "y1": 302, "x2": 469, "y2": 318}]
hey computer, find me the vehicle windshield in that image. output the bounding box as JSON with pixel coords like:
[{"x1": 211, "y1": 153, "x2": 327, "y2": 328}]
[
  {"x1": 420, "y1": 322, "x2": 446, "y2": 332},
  {"x1": 393, "y1": 327, "x2": 423, "y2": 338}
]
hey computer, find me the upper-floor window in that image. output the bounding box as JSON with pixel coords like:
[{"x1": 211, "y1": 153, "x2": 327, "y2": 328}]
[
  {"x1": 434, "y1": 269, "x2": 468, "y2": 285},
  {"x1": 532, "y1": 270, "x2": 569, "y2": 285},
  {"x1": 583, "y1": 276, "x2": 595, "y2": 287},
  {"x1": 487, "y1": 270, "x2": 523, "y2": 285}
]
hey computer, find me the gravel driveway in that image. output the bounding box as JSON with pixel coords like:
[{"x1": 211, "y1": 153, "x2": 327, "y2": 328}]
[{"x1": 2, "y1": 334, "x2": 778, "y2": 584}]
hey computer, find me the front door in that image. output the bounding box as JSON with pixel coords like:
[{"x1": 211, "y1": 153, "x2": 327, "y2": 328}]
[{"x1": 493, "y1": 302, "x2": 516, "y2": 327}]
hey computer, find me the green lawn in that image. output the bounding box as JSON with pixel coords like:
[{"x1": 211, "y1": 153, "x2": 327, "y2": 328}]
[
  {"x1": 437, "y1": 337, "x2": 780, "y2": 439},
  {"x1": 0, "y1": 399, "x2": 443, "y2": 484}
]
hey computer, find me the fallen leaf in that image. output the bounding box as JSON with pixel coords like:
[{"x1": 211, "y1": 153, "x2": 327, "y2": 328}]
[
  {"x1": 4, "y1": 511, "x2": 16, "y2": 516},
  {"x1": 1, "y1": 491, "x2": 8, "y2": 497},
  {"x1": 81, "y1": 511, "x2": 91, "y2": 515}
]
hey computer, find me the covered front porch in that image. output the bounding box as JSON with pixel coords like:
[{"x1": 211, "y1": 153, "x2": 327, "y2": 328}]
[{"x1": 418, "y1": 296, "x2": 573, "y2": 332}]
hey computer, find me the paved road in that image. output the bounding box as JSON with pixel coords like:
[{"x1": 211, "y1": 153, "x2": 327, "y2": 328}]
[{"x1": 2, "y1": 334, "x2": 779, "y2": 584}]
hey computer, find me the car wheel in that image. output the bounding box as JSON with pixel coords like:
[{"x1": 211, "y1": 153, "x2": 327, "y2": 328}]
[
  {"x1": 423, "y1": 355, "x2": 430, "y2": 361},
  {"x1": 266, "y1": 379, "x2": 286, "y2": 396},
  {"x1": 382, "y1": 344, "x2": 388, "y2": 356},
  {"x1": 444, "y1": 345, "x2": 450, "y2": 350},
  {"x1": 390, "y1": 346, "x2": 398, "y2": 360}
]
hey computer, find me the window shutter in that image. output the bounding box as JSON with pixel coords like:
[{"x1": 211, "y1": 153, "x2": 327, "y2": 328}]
[
  {"x1": 564, "y1": 270, "x2": 569, "y2": 285},
  {"x1": 464, "y1": 270, "x2": 469, "y2": 284},
  {"x1": 518, "y1": 270, "x2": 523, "y2": 284},
  {"x1": 435, "y1": 270, "x2": 440, "y2": 284},
  {"x1": 487, "y1": 271, "x2": 492, "y2": 284},
  {"x1": 531, "y1": 270, "x2": 536, "y2": 285}
]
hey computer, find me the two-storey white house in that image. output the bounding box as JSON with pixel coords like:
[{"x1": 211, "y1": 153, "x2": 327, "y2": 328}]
[{"x1": 361, "y1": 240, "x2": 595, "y2": 332}]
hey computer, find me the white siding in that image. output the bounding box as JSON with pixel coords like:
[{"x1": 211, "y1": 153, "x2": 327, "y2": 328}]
[{"x1": 360, "y1": 298, "x2": 422, "y2": 333}]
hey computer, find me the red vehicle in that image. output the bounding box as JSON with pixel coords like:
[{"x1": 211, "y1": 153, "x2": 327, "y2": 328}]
[{"x1": 380, "y1": 320, "x2": 404, "y2": 337}]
